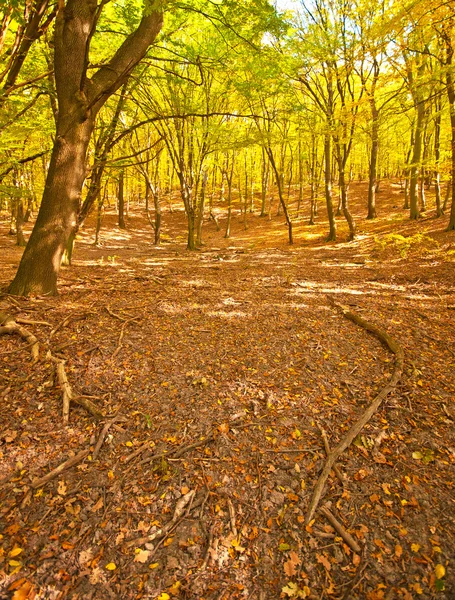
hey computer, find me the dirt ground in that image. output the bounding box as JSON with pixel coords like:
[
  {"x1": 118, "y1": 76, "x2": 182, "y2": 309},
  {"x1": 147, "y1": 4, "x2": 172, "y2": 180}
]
[{"x1": 0, "y1": 182, "x2": 454, "y2": 600}]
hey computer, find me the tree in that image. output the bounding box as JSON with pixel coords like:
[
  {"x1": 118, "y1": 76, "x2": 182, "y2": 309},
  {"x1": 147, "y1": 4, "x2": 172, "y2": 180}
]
[{"x1": 9, "y1": 0, "x2": 164, "y2": 296}]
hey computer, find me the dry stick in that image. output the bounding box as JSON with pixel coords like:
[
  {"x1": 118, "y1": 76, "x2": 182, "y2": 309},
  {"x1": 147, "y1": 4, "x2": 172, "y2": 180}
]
[
  {"x1": 92, "y1": 416, "x2": 124, "y2": 460},
  {"x1": 320, "y1": 428, "x2": 346, "y2": 485},
  {"x1": 16, "y1": 318, "x2": 52, "y2": 326},
  {"x1": 320, "y1": 505, "x2": 361, "y2": 554},
  {"x1": 305, "y1": 302, "x2": 404, "y2": 525},
  {"x1": 0, "y1": 313, "x2": 39, "y2": 363},
  {"x1": 111, "y1": 320, "x2": 130, "y2": 359},
  {"x1": 30, "y1": 449, "x2": 90, "y2": 489}
]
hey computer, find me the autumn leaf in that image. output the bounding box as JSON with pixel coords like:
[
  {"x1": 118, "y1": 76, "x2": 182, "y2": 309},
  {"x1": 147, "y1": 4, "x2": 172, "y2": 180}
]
[
  {"x1": 134, "y1": 549, "x2": 150, "y2": 563},
  {"x1": 435, "y1": 564, "x2": 445, "y2": 579},
  {"x1": 316, "y1": 553, "x2": 331, "y2": 571},
  {"x1": 283, "y1": 551, "x2": 301, "y2": 577},
  {"x1": 9, "y1": 548, "x2": 23, "y2": 558},
  {"x1": 105, "y1": 562, "x2": 116, "y2": 570}
]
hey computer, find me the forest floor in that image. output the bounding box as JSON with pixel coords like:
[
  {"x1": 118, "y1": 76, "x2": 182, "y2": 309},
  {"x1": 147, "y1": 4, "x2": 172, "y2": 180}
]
[{"x1": 0, "y1": 181, "x2": 454, "y2": 600}]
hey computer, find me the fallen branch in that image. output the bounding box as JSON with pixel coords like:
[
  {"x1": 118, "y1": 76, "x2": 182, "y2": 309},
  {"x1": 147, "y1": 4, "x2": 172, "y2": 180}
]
[
  {"x1": 31, "y1": 449, "x2": 90, "y2": 489},
  {"x1": 320, "y1": 504, "x2": 361, "y2": 554},
  {"x1": 125, "y1": 489, "x2": 196, "y2": 548},
  {"x1": 320, "y1": 427, "x2": 345, "y2": 485},
  {"x1": 305, "y1": 301, "x2": 404, "y2": 524},
  {"x1": 0, "y1": 312, "x2": 39, "y2": 363},
  {"x1": 92, "y1": 415, "x2": 125, "y2": 460}
]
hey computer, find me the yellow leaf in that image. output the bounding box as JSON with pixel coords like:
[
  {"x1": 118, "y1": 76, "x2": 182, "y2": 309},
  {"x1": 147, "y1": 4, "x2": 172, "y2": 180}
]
[
  {"x1": 105, "y1": 562, "x2": 116, "y2": 570},
  {"x1": 291, "y1": 428, "x2": 301, "y2": 440},
  {"x1": 435, "y1": 564, "x2": 446, "y2": 579},
  {"x1": 125, "y1": 441, "x2": 133, "y2": 447},
  {"x1": 163, "y1": 537, "x2": 173, "y2": 547},
  {"x1": 9, "y1": 548, "x2": 23, "y2": 557},
  {"x1": 9, "y1": 560, "x2": 21, "y2": 567},
  {"x1": 181, "y1": 485, "x2": 190, "y2": 494},
  {"x1": 149, "y1": 563, "x2": 159, "y2": 569},
  {"x1": 157, "y1": 594, "x2": 170, "y2": 600},
  {"x1": 395, "y1": 544, "x2": 403, "y2": 558},
  {"x1": 411, "y1": 543, "x2": 420, "y2": 553}
]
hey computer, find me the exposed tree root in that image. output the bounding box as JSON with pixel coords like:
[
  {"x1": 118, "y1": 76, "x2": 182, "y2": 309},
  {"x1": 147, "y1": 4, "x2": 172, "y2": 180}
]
[
  {"x1": 305, "y1": 300, "x2": 404, "y2": 524},
  {"x1": 0, "y1": 312, "x2": 39, "y2": 363}
]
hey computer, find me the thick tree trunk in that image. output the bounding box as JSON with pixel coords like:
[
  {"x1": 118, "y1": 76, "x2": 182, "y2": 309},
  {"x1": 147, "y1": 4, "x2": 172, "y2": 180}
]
[{"x1": 9, "y1": 117, "x2": 94, "y2": 295}]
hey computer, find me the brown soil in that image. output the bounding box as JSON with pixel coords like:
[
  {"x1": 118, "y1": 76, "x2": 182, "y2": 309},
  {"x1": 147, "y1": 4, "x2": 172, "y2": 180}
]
[{"x1": 0, "y1": 182, "x2": 454, "y2": 600}]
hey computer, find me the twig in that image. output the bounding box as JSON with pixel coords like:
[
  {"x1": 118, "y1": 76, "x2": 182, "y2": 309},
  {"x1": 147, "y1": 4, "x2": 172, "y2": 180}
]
[
  {"x1": 200, "y1": 525, "x2": 215, "y2": 570},
  {"x1": 305, "y1": 300, "x2": 404, "y2": 524},
  {"x1": 111, "y1": 320, "x2": 130, "y2": 359},
  {"x1": 31, "y1": 449, "x2": 90, "y2": 489},
  {"x1": 227, "y1": 498, "x2": 238, "y2": 537},
  {"x1": 319, "y1": 505, "x2": 361, "y2": 554}
]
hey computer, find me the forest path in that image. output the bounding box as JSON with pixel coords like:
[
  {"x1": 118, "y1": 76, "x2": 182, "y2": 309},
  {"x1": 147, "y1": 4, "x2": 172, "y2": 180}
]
[{"x1": 1, "y1": 192, "x2": 455, "y2": 599}]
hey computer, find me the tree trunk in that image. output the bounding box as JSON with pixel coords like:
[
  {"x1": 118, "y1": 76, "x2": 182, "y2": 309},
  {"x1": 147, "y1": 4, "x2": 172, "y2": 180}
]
[
  {"x1": 434, "y1": 100, "x2": 443, "y2": 216},
  {"x1": 324, "y1": 134, "x2": 336, "y2": 241},
  {"x1": 9, "y1": 116, "x2": 94, "y2": 295},
  {"x1": 118, "y1": 170, "x2": 126, "y2": 229},
  {"x1": 196, "y1": 170, "x2": 207, "y2": 246},
  {"x1": 15, "y1": 198, "x2": 27, "y2": 247},
  {"x1": 267, "y1": 148, "x2": 293, "y2": 244},
  {"x1": 338, "y1": 164, "x2": 355, "y2": 240},
  {"x1": 260, "y1": 147, "x2": 269, "y2": 217},
  {"x1": 367, "y1": 102, "x2": 379, "y2": 219}
]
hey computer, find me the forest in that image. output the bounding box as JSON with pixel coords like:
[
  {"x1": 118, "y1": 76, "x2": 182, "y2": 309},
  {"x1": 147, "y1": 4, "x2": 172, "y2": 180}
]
[{"x1": 0, "y1": 0, "x2": 454, "y2": 599}]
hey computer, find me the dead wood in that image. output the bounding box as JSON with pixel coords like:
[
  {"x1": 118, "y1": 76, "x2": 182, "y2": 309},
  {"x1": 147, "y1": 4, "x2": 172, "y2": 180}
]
[
  {"x1": 31, "y1": 449, "x2": 90, "y2": 489},
  {"x1": 125, "y1": 489, "x2": 196, "y2": 548},
  {"x1": 92, "y1": 415, "x2": 125, "y2": 460},
  {"x1": 305, "y1": 301, "x2": 404, "y2": 524},
  {"x1": 0, "y1": 312, "x2": 39, "y2": 362},
  {"x1": 320, "y1": 504, "x2": 361, "y2": 554}
]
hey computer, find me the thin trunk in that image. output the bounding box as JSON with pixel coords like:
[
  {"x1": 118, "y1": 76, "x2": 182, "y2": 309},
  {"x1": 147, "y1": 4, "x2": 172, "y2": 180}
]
[
  {"x1": 434, "y1": 102, "x2": 442, "y2": 216},
  {"x1": 118, "y1": 170, "x2": 126, "y2": 229},
  {"x1": 196, "y1": 170, "x2": 208, "y2": 246},
  {"x1": 367, "y1": 102, "x2": 379, "y2": 219},
  {"x1": 324, "y1": 134, "x2": 336, "y2": 241},
  {"x1": 260, "y1": 147, "x2": 269, "y2": 217},
  {"x1": 267, "y1": 148, "x2": 293, "y2": 244}
]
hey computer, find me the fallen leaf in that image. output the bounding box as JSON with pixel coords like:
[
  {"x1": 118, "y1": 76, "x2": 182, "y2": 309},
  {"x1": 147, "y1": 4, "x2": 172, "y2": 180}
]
[
  {"x1": 105, "y1": 562, "x2": 116, "y2": 570},
  {"x1": 316, "y1": 553, "x2": 331, "y2": 571},
  {"x1": 9, "y1": 548, "x2": 23, "y2": 558},
  {"x1": 435, "y1": 564, "x2": 445, "y2": 579},
  {"x1": 134, "y1": 549, "x2": 150, "y2": 563}
]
